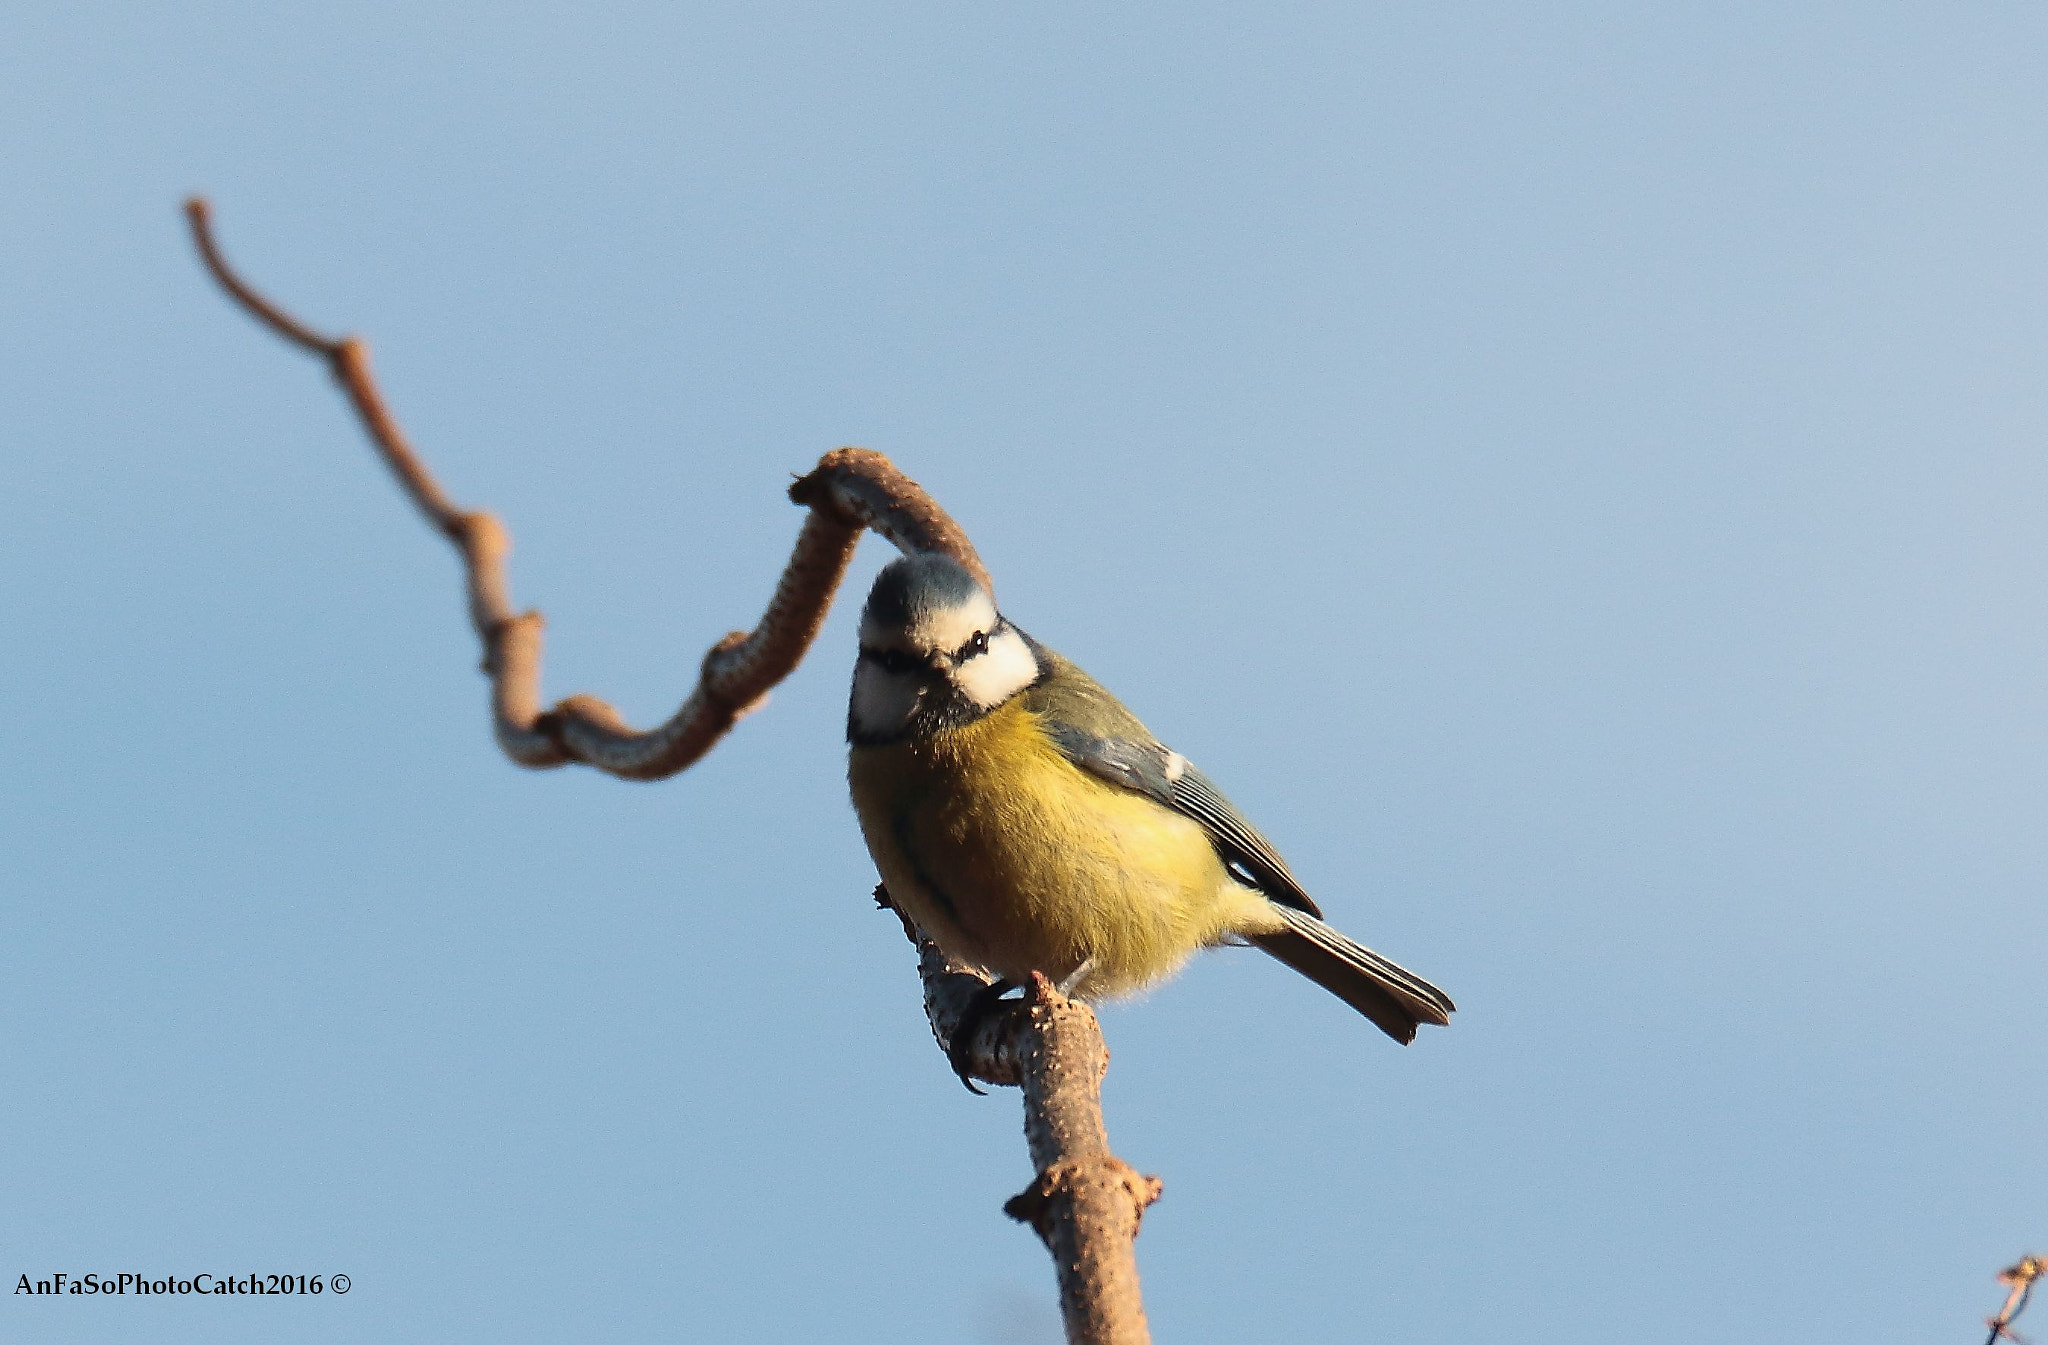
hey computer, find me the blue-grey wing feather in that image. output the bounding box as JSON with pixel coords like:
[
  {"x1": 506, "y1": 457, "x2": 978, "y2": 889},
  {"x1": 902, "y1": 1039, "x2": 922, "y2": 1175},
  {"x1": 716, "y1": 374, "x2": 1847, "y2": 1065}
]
[{"x1": 1041, "y1": 719, "x2": 1324, "y2": 919}]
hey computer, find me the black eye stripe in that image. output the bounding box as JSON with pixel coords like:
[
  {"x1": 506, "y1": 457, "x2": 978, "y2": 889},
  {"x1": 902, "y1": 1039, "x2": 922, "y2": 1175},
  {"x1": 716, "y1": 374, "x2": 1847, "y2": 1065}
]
[{"x1": 864, "y1": 619, "x2": 1001, "y2": 673}]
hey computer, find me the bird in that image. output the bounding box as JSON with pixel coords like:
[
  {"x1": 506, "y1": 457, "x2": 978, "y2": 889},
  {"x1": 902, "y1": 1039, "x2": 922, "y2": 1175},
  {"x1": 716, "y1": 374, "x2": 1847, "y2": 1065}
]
[{"x1": 846, "y1": 551, "x2": 1453, "y2": 1080}]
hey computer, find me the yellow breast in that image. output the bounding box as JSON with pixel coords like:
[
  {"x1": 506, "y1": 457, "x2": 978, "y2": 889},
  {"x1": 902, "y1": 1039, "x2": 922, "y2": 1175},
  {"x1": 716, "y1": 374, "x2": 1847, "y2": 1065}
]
[{"x1": 849, "y1": 699, "x2": 1275, "y2": 996}]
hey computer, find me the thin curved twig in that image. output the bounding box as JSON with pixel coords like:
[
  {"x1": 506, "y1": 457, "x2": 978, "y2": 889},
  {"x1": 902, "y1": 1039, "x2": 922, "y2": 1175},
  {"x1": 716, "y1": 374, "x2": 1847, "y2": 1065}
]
[{"x1": 185, "y1": 196, "x2": 987, "y2": 778}]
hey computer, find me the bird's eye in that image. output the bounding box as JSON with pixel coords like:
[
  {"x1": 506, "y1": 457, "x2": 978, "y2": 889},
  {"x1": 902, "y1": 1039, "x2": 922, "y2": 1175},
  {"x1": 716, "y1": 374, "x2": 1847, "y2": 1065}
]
[{"x1": 961, "y1": 630, "x2": 990, "y2": 659}]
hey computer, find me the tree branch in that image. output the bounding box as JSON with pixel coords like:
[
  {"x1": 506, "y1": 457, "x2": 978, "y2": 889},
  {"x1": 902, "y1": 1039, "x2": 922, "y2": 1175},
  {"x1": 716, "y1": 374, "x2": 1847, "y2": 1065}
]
[
  {"x1": 876, "y1": 885, "x2": 1159, "y2": 1342},
  {"x1": 1987, "y1": 1256, "x2": 2042, "y2": 1345},
  {"x1": 1004, "y1": 975, "x2": 1163, "y2": 1345},
  {"x1": 886, "y1": 895, "x2": 1160, "y2": 1345},
  {"x1": 188, "y1": 198, "x2": 1156, "y2": 1343}
]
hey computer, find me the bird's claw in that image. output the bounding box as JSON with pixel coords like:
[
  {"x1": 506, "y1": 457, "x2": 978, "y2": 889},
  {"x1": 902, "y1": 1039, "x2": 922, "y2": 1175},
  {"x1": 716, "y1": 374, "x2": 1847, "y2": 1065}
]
[{"x1": 946, "y1": 978, "x2": 1018, "y2": 1094}]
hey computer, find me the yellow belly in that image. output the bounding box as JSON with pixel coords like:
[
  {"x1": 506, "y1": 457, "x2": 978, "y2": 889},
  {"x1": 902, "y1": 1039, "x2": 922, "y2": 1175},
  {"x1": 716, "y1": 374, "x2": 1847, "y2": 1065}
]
[{"x1": 848, "y1": 700, "x2": 1277, "y2": 997}]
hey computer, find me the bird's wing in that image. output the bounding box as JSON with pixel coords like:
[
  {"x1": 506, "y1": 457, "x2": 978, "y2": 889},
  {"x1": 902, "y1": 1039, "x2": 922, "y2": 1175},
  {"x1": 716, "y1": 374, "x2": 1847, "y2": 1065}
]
[{"x1": 1041, "y1": 719, "x2": 1324, "y2": 920}]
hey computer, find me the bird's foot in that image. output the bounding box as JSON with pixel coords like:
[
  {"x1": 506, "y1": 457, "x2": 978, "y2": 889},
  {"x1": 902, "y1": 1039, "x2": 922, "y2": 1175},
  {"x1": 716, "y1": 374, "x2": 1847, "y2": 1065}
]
[
  {"x1": 947, "y1": 978, "x2": 1019, "y2": 1095},
  {"x1": 1054, "y1": 958, "x2": 1096, "y2": 998}
]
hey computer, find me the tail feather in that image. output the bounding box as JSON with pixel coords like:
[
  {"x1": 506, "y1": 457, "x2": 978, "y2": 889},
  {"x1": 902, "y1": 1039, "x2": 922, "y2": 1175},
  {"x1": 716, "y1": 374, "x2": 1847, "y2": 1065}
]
[{"x1": 1249, "y1": 904, "x2": 1455, "y2": 1045}]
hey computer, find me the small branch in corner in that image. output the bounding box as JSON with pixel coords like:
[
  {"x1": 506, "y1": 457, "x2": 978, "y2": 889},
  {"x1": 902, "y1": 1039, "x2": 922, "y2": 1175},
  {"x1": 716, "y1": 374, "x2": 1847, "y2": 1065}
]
[{"x1": 1987, "y1": 1256, "x2": 2042, "y2": 1345}]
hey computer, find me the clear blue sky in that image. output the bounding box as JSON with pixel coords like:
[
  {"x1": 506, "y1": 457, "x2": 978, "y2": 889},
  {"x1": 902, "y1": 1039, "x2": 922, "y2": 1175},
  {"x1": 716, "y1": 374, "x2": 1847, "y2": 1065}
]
[{"x1": 3, "y1": 4, "x2": 2041, "y2": 1342}]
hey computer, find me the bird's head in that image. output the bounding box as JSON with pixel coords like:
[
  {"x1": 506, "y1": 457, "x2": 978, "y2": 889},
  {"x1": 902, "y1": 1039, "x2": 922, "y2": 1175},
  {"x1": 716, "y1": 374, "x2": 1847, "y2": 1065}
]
[{"x1": 849, "y1": 552, "x2": 1040, "y2": 743}]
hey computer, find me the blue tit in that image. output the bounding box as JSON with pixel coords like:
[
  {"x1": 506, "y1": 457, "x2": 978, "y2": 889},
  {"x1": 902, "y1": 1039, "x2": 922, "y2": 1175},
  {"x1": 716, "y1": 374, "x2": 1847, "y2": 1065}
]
[{"x1": 846, "y1": 552, "x2": 1454, "y2": 1048}]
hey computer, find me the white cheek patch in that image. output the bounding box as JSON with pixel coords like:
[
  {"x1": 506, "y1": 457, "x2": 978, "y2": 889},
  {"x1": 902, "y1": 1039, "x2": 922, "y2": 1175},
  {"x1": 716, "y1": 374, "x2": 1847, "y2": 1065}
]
[
  {"x1": 953, "y1": 627, "x2": 1039, "y2": 710},
  {"x1": 850, "y1": 662, "x2": 923, "y2": 737}
]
